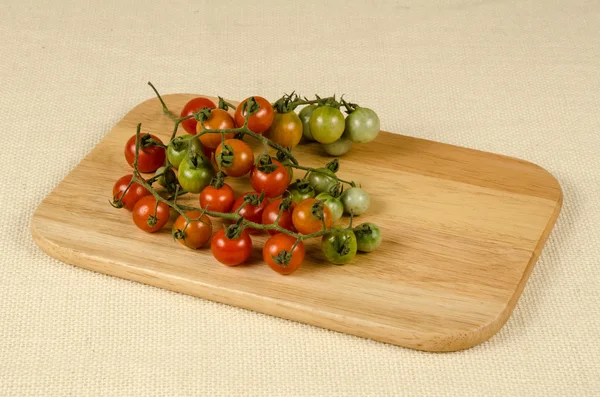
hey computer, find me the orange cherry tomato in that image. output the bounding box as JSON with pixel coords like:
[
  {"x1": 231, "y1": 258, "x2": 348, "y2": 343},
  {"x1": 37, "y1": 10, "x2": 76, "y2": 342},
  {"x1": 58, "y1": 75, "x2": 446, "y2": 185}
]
[
  {"x1": 263, "y1": 234, "x2": 305, "y2": 275},
  {"x1": 180, "y1": 97, "x2": 217, "y2": 135},
  {"x1": 197, "y1": 109, "x2": 235, "y2": 150},
  {"x1": 215, "y1": 139, "x2": 255, "y2": 177},
  {"x1": 292, "y1": 198, "x2": 333, "y2": 235},
  {"x1": 173, "y1": 211, "x2": 213, "y2": 249},
  {"x1": 132, "y1": 195, "x2": 170, "y2": 233},
  {"x1": 234, "y1": 96, "x2": 274, "y2": 134}
]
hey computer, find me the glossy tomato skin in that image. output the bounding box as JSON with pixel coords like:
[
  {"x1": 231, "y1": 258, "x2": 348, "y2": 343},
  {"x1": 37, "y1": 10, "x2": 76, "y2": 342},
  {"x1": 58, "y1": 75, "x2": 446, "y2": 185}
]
[
  {"x1": 309, "y1": 106, "x2": 345, "y2": 144},
  {"x1": 215, "y1": 139, "x2": 255, "y2": 177},
  {"x1": 299, "y1": 105, "x2": 318, "y2": 141},
  {"x1": 354, "y1": 222, "x2": 382, "y2": 252},
  {"x1": 321, "y1": 227, "x2": 357, "y2": 265},
  {"x1": 197, "y1": 109, "x2": 236, "y2": 150},
  {"x1": 211, "y1": 228, "x2": 252, "y2": 266},
  {"x1": 112, "y1": 174, "x2": 151, "y2": 211},
  {"x1": 180, "y1": 97, "x2": 217, "y2": 135},
  {"x1": 261, "y1": 199, "x2": 296, "y2": 235},
  {"x1": 132, "y1": 195, "x2": 170, "y2": 233},
  {"x1": 173, "y1": 211, "x2": 213, "y2": 249},
  {"x1": 307, "y1": 168, "x2": 337, "y2": 194},
  {"x1": 167, "y1": 135, "x2": 202, "y2": 168},
  {"x1": 231, "y1": 192, "x2": 270, "y2": 234},
  {"x1": 249, "y1": 160, "x2": 290, "y2": 198},
  {"x1": 178, "y1": 157, "x2": 214, "y2": 193},
  {"x1": 124, "y1": 134, "x2": 166, "y2": 173},
  {"x1": 286, "y1": 180, "x2": 316, "y2": 203},
  {"x1": 264, "y1": 111, "x2": 303, "y2": 148},
  {"x1": 199, "y1": 184, "x2": 235, "y2": 213},
  {"x1": 263, "y1": 234, "x2": 305, "y2": 275},
  {"x1": 340, "y1": 187, "x2": 370, "y2": 216},
  {"x1": 292, "y1": 198, "x2": 334, "y2": 235},
  {"x1": 344, "y1": 108, "x2": 380, "y2": 143},
  {"x1": 234, "y1": 96, "x2": 274, "y2": 134}
]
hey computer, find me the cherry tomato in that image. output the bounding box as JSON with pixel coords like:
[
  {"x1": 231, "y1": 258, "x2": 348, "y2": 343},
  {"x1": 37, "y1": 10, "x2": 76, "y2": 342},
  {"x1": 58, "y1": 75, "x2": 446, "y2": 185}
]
[
  {"x1": 124, "y1": 133, "x2": 166, "y2": 173},
  {"x1": 234, "y1": 96, "x2": 274, "y2": 134},
  {"x1": 173, "y1": 211, "x2": 213, "y2": 249},
  {"x1": 354, "y1": 222, "x2": 382, "y2": 252},
  {"x1": 167, "y1": 135, "x2": 203, "y2": 168},
  {"x1": 344, "y1": 108, "x2": 380, "y2": 143},
  {"x1": 321, "y1": 227, "x2": 357, "y2": 265},
  {"x1": 249, "y1": 159, "x2": 290, "y2": 198},
  {"x1": 322, "y1": 137, "x2": 353, "y2": 156},
  {"x1": 180, "y1": 97, "x2": 217, "y2": 135},
  {"x1": 307, "y1": 168, "x2": 337, "y2": 194},
  {"x1": 315, "y1": 192, "x2": 344, "y2": 222},
  {"x1": 341, "y1": 187, "x2": 370, "y2": 216},
  {"x1": 200, "y1": 183, "x2": 235, "y2": 213},
  {"x1": 197, "y1": 109, "x2": 236, "y2": 150},
  {"x1": 299, "y1": 105, "x2": 318, "y2": 141},
  {"x1": 292, "y1": 198, "x2": 333, "y2": 235},
  {"x1": 286, "y1": 180, "x2": 316, "y2": 203},
  {"x1": 261, "y1": 198, "x2": 296, "y2": 235},
  {"x1": 132, "y1": 195, "x2": 170, "y2": 233},
  {"x1": 211, "y1": 228, "x2": 252, "y2": 266},
  {"x1": 178, "y1": 155, "x2": 215, "y2": 193},
  {"x1": 112, "y1": 174, "x2": 151, "y2": 211},
  {"x1": 231, "y1": 192, "x2": 270, "y2": 234},
  {"x1": 215, "y1": 139, "x2": 255, "y2": 177},
  {"x1": 264, "y1": 111, "x2": 303, "y2": 148},
  {"x1": 309, "y1": 106, "x2": 345, "y2": 144},
  {"x1": 263, "y1": 234, "x2": 305, "y2": 275}
]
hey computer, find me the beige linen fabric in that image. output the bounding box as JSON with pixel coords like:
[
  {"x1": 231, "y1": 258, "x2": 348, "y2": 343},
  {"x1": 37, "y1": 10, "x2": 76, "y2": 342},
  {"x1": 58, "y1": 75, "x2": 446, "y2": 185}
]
[{"x1": 1, "y1": 0, "x2": 599, "y2": 395}]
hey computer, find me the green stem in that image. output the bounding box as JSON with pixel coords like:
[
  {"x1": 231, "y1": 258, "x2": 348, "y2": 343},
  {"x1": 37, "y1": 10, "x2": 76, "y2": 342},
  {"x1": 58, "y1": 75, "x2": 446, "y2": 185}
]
[{"x1": 289, "y1": 164, "x2": 354, "y2": 186}]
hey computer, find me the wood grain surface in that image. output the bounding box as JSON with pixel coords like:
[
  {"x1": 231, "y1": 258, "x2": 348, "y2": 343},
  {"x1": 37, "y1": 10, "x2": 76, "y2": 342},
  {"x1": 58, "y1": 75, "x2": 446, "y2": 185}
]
[{"x1": 30, "y1": 94, "x2": 562, "y2": 352}]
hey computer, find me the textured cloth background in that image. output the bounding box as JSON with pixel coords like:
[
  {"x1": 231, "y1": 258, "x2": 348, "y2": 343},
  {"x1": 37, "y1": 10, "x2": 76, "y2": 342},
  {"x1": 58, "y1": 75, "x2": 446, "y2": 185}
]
[{"x1": 1, "y1": 0, "x2": 599, "y2": 396}]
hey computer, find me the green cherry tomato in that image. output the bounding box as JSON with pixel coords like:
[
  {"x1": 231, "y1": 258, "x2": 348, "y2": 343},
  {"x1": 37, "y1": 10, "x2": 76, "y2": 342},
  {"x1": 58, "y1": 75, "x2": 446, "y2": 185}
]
[
  {"x1": 286, "y1": 180, "x2": 316, "y2": 203},
  {"x1": 299, "y1": 105, "x2": 318, "y2": 141},
  {"x1": 341, "y1": 187, "x2": 370, "y2": 216},
  {"x1": 155, "y1": 165, "x2": 179, "y2": 192},
  {"x1": 322, "y1": 137, "x2": 353, "y2": 156},
  {"x1": 354, "y1": 222, "x2": 382, "y2": 252},
  {"x1": 307, "y1": 168, "x2": 337, "y2": 194},
  {"x1": 321, "y1": 227, "x2": 357, "y2": 265},
  {"x1": 309, "y1": 106, "x2": 345, "y2": 144},
  {"x1": 315, "y1": 192, "x2": 343, "y2": 222},
  {"x1": 178, "y1": 156, "x2": 215, "y2": 193},
  {"x1": 167, "y1": 137, "x2": 189, "y2": 168},
  {"x1": 345, "y1": 108, "x2": 380, "y2": 144}
]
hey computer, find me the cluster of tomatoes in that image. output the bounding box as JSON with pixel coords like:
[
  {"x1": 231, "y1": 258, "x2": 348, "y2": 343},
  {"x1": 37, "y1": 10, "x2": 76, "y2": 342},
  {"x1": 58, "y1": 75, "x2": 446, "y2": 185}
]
[{"x1": 112, "y1": 91, "x2": 382, "y2": 275}]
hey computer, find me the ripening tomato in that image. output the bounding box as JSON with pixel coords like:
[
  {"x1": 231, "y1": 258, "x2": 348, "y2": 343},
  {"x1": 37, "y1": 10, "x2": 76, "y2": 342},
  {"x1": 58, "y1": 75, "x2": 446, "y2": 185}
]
[
  {"x1": 211, "y1": 228, "x2": 253, "y2": 266},
  {"x1": 173, "y1": 211, "x2": 213, "y2": 249},
  {"x1": 264, "y1": 111, "x2": 303, "y2": 148},
  {"x1": 263, "y1": 234, "x2": 305, "y2": 275},
  {"x1": 261, "y1": 198, "x2": 296, "y2": 235},
  {"x1": 124, "y1": 133, "x2": 166, "y2": 173},
  {"x1": 309, "y1": 105, "x2": 345, "y2": 144},
  {"x1": 231, "y1": 192, "x2": 270, "y2": 234},
  {"x1": 180, "y1": 97, "x2": 217, "y2": 135},
  {"x1": 321, "y1": 227, "x2": 357, "y2": 265},
  {"x1": 249, "y1": 159, "x2": 290, "y2": 198},
  {"x1": 292, "y1": 198, "x2": 334, "y2": 235},
  {"x1": 234, "y1": 96, "x2": 274, "y2": 134},
  {"x1": 197, "y1": 109, "x2": 236, "y2": 150},
  {"x1": 112, "y1": 174, "x2": 151, "y2": 211},
  {"x1": 215, "y1": 139, "x2": 255, "y2": 177},
  {"x1": 200, "y1": 183, "x2": 235, "y2": 213},
  {"x1": 132, "y1": 195, "x2": 170, "y2": 233}
]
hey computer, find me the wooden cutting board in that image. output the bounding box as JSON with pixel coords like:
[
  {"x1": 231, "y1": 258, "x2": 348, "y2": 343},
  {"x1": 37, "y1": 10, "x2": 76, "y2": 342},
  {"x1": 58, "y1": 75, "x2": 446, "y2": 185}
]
[{"x1": 31, "y1": 94, "x2": 562, "y2": 352}]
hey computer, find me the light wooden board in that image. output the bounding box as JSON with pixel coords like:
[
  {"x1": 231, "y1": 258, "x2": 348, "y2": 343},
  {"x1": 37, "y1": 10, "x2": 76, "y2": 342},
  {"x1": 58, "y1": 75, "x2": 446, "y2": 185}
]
[{"x1": 31, "y1": 94, "x2": 562, "y2": 352}]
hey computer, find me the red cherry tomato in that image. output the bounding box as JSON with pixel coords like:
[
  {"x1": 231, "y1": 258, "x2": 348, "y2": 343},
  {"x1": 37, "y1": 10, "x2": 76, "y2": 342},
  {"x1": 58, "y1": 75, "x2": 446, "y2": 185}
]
[
  {"x1": 215, "y1": 139, "x2": 255, "y2": 177},
  {"x1": 132, "y1": 195, "x2": 170, "y2": 233},
  {"x1": 231, "y1": 192, "x2": 270, "y2": 234},
  {"x1": 249, "y1": 159, "x2": 290, "y2": 198},
  {"x1": 292, "y1": 198, "x2": 334, "y2": 235},
  {"x1": 173, "y1": 210, "x2": 213, "y2": 249},
  {"x1": 197, "y1": 109, "x2": 236, "y2": 150},
  {"x1": 112, "y1": 174, "x2": 151, "y2": 211},
  {"x1": 180, "y1": 97, "x2": 217, "y2": 135},
  {"x1": 124, "y1": 133, "x2": 166, "y2": 173},
  {"x1": 211, "y1": 228, "x2": 252, "y2": 266},
  {"x1": 200, "y1": 184, "x2": 236, "y2": 213},
  {"x1": 261, "y1": 198, "x2": 296, "y2": 235},
  {"x1": 263, "y1": 234, "x2": 305, "y2": 275},
  {"x1": 234, "y1": 96, "x2": 274, "y2": 134}
]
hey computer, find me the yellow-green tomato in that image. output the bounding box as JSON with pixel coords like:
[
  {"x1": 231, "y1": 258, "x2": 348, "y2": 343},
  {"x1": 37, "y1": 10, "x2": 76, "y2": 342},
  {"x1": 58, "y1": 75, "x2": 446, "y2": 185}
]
[
  {"x1": 264, "y1": 111, "x2": 303, "y2": 148},
  {"x1": 315, "y1": 192, "x2": 343, "y2": 222},
  {"x1": 309, "y1": 106, "x2": 345, "y2": 144},
  {"x1": 321, "y1": 227, "x2": 357, "y2": 265},
  {"x1": 354, "y1": 222, "x2": 382, "y2": 252},
  {"x1": 322, "y1": 137, "x2": 353, "y2": 156},
  {"x1": 299, "y1": 105, "x2": 318, "y2": 141},
  {"x1": 178, "y1": 156, "x2": 214, "y2": 193}
]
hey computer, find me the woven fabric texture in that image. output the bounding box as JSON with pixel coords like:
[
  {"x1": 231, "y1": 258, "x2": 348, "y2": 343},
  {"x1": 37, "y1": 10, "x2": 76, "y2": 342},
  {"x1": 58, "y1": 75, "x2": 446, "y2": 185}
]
[{"x1": 1, "y1": 0, "x2": 599, "y2": 395}]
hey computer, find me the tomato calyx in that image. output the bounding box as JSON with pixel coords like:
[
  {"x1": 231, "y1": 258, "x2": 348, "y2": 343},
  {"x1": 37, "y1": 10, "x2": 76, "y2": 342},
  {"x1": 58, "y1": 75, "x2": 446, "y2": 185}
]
[
  {"x1": 241, "y1": 96, "x2": 261, "y2": 118},
  {"x1": 340, "y1": 98, "x2": 360, "y2": 114},
  {"x1": 186, "y1": 150, "x2": 208, "y2": 169},
  {"x1": 279, "y1": 196, "x2": 293, "y2": 212},
  {"x1": 218, "y1": 97, "x2": 236, "y2": 111},
  {"x1": 193, "y1": 107, "x2": 213, "y2": 123},
  {"x1": 140, "y1": 133, "x2": 166, "y2": 151},
  {"x1": 209, "y1": 171, "x2": 226, "y2": 189},
  {"x1": 225, "y1": 218, "x2": 245, "y2": 239},
  {"x1": 216, "y1": 144, "x2": 235, "y2": 169},
  {"x1": 256, "y1": 154, "x2": 278, "y2": 173},
  {"x1": 271, "y1": 249, "x2": 292, "y2": 266},
  {"x1": 244, "y1": 191, "x2": 266, "y2": 207},
  {"x1": 325, "y1": 159, "x2": 340, "y2": 173},
  {"x1": 272, "y1": 92, "x2": 299, "y2": 113},
  {"x1": 311, "y1": 200, "x2": 326, "y2": 221},
  {"x1": 153, "y1": 165, "x2": 179, "y2": 194}
]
